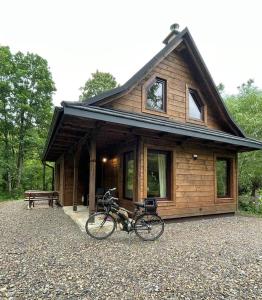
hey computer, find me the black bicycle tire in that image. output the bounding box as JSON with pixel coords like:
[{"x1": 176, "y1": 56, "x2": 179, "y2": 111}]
[
  {"x1": 134, "y1": 213, "x2": 164, "y2": 241},
  {"x1": 85, "y1": 212, "x2": 116, "y2": 240}
]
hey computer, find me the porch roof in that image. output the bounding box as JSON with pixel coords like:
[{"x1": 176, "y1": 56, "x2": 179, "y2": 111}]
[{"x1": 42, "y1": 105, "x2": 262, "y2": 161}]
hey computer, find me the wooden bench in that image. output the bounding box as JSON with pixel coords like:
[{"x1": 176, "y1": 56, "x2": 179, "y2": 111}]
[{"x1": 24, "y1": 191, "x2": 59, "y2": 209}]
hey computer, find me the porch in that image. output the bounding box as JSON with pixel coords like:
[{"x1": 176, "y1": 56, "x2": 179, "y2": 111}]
[
  {"x1": 63, "y1": 205, "x2": 89, "y2": 232},
  {"x1": 42, "y1": 105, "x2": 262, "y2": 218}
]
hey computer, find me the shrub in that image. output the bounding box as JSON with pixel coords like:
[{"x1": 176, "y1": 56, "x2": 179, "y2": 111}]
[{"x1": 239, "y1": 194, "x2": 262, "y2": 214}]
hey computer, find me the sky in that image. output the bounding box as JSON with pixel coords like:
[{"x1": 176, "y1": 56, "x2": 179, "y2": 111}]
[{"x1": 1, "y1": 0, "x2": 262, "y2": 106}]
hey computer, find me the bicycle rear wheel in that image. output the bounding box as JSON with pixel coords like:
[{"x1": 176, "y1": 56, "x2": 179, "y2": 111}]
[
  {"x1": 134, "y1": 213, "x2": 164, "y2": 241},
  {"x1": 85, "y1": 212, "x2": 116, "y2": 240}
]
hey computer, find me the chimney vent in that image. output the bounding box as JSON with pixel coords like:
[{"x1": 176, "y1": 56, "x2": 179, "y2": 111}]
[{"x1": 163, "y1": 23, "x2": 180, "y2": 45}]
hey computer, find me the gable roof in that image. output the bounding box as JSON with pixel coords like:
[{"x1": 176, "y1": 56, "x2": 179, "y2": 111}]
[
  {"x1": 62, "y1": 27, "x2": 245, "y2": 137},
  {"x1": 66, "y1": 106, "x2": 260, "y2": 149},
  {"x1": 42, "y1": 104, "x2": 262, "y2": 161}
]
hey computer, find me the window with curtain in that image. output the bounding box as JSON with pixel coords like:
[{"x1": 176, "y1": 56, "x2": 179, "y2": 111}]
[
  {"x1": 188, "y1": 88, "x2": 203, "y2": 120},
  {"x1": 147, "y1": 150, "x2": 170, "y2": 199},
  {"x1": 216, "y1": 158, "x2": 231, "y2": 198},
  {"x1": 124, "y1": 152, "x2": 134, "y2": 199},
  {"x1": 146, "y1": 78, "x2": 166, "y2": 112}
]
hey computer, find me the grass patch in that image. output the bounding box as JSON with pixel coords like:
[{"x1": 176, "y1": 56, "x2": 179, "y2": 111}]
[
  {"x1": 237, "y1": 209, "x2": 262, "y2": 218},
  {"x1": 238, "y1": 194, "x2": 262, "y2": 214},
  {"x1": 0, "y1": 192, "x2": 22, "y2": 202}
]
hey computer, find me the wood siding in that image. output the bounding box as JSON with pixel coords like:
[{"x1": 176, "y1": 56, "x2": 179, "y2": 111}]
[
  {"x1": 105, "y1": 50, "x2": 228, "y2": 132},
  {"x1": 104, "y1": 137, "x2": 237, "y2": 218}
]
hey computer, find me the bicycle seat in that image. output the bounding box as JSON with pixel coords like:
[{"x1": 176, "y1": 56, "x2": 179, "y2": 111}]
[{"x1": 134, "y1": 202, "x2": 145, "y2": 208}]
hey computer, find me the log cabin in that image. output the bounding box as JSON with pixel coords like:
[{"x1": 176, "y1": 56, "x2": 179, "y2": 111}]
[{"x1": 42, "y1": 25, "x2": 262, "y2": 219}]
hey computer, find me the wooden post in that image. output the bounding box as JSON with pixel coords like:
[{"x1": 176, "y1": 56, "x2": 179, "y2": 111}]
[
  {"x1": 73, "y1": 154, "x2": 79, "y2": 212},
  {"x1": 235, "y1": 153, "x2": 238, "y2": 212},
  {"x1": 136, "y1": 136, "x2": 142, "y2": 202},
  {"x1": 43, "y1": 162, "x2": 46, "y2": 191},
  {"x1": 73, "y1": 146, "x2": 81, "y2": 212},
  {"x1": 51, "y1": 167, "x2": 55, "y2": 191},
  {"x1": 89, "y1": 138, "x2": 96, "y2": 215}
]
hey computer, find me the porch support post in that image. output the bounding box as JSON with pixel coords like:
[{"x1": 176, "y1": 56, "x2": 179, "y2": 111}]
[
  {"x1": 42, "y1": 162, "x2": 46, "y2": 191},
  {"x1": 136, "y1": 136, "x2": 142, "y2": 202},
  {"x1": 51, "y1": 167, "x2": 55, "y2": 191},
  {"x1": 73, "y1": 146, "x2": 81, "y2": 212},
  {"x1": 89, "y1": 138, "x2": 96, "y2": 215},
  {"x1": 73, "y1": 156, "x2": 78, "y2": 211}
]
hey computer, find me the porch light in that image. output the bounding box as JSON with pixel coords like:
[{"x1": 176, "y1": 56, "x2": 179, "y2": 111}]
[
  {"x1": 192, "y1": 154, "x2": 198, "y2": 160},
  {"x1": 102, "y1": 157, "x2": 108, "y2": 163}
]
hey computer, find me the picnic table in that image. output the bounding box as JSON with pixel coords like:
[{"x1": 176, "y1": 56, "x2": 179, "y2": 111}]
[{"x1": 24, "y1": 190, "x2": 59, "y2": 209}]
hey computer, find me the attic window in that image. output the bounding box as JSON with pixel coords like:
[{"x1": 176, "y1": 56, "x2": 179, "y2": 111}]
[
  {"x1": 188, "y1": 89, "x2": 203, "y2": 120},
  {"x1": 146, "y1": 78, "x2": 166, "y2": 112}
]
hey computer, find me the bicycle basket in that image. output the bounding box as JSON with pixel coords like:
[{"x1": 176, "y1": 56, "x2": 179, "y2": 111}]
[{"x1": 144, "y1": 198, "x2": 158, "y2": 213}]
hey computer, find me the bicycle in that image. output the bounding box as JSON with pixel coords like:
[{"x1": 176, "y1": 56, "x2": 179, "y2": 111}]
[{"x1": 85, "y1": 188, "x2": 165, "y2": 241}]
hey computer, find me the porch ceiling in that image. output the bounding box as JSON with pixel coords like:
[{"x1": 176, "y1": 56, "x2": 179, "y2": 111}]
[
  {"x1": 43, "y1": 114, "x2": 134, "y2": 161},
  {"x1": 42, "y1": 105, "x2": 262, "y2": 162}
]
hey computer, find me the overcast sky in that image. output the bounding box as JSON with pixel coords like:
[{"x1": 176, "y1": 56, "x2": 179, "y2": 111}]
[{"x1": 1, "y1": 0, "x2": 262, "y2": 106}]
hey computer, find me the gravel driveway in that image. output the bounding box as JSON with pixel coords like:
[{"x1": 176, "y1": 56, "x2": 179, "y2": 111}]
[{"x1": 0, "y1": 201, "x2": 262, "y2": 300}]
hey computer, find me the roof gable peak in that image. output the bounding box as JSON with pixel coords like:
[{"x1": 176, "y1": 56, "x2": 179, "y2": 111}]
[{"x1": 62, "y1": 26, "x2": 245, "y2": 137}]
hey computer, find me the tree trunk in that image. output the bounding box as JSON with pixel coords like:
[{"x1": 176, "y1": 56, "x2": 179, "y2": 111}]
[
  {"x1": 7, "y1": 171, "x2": 12, "y2": 193},
  {"x1": 2, "y1": 98, "x2": 13, "y2": 193},
  {"x1": 251, "y1": 187, "x2": 256, "y2": 198},
  {"x1": 16, "y1": 112, "x2": 25, "y2": 189}
]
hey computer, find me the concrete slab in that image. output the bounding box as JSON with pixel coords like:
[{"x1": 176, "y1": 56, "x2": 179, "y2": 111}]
[{"x1": 63, "y1": 205, "x2": 89, "y2": 232}]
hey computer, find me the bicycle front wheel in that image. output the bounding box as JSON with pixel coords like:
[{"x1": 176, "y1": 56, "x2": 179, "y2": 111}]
[
  {"x1": 85, "y1": 212, "x2": 116, "y2": 240},
  {"x1": 134, "y1": 214, "x2": 164, "y2": 241}
]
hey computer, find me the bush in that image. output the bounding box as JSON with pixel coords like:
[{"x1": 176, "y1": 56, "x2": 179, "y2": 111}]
[{"x1": 239, "y1": 194, "x2": 262, "y2": 214}]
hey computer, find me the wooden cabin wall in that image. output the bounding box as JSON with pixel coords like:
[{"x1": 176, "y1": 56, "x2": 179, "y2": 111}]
[
  {"x1": 105, "y1": 50, "x2": 229, "y2": 132},
  {"x1": 101, "y1": 137, "x2": 237, "y2": 218},
  {"x1": 55, "y1": 155, "x2": 64, "y2": 205},
  {"x1": 55, "y1": 153, "x2": 83, "y2": 206},
  {"x1": 103, "y1": 157, "x2": 119, "y2": 191},
  {"x1": 55, "y1": 137, "x2": 237, "y2": 218},
  {"x1": 63, "y1": 153, "x2": 74, "y2": 206},
  {"x1": 140, "y1": 138, "x2": 237, "y2": 218}
]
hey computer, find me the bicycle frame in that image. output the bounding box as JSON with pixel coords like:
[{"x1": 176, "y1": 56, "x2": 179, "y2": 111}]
[
  {"x1": 97, "y1": 188, "x2": 162, "y2": 233},
  {"x1": 108, "y1": 203, "x2": 153, "y2": 233}
]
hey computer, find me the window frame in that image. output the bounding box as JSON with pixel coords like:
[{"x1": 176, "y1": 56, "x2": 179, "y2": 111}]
[
  {"x1": 123, "y1": 151, "x2": 135, "y2": 200},
  {"x1": 146, "y1": 149, "x2": 172, "y2": 201},
  {"x1": 142, "y1": 74, "x2": 169, "y2": 117},
  {"x1": 186, "y1": 84, "x2": 207, "y2": 126},
  {"x1": 214, "y1": 153, "x2": 235, "y2": 203}
]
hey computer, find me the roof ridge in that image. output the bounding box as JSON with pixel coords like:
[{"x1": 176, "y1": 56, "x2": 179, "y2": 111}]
[
  {"x1": 62, "y1": 28, "x2": 188, "y2": 108},
  {"x1": 62, "y1": 27, "x2": 245, "y2": 138}
]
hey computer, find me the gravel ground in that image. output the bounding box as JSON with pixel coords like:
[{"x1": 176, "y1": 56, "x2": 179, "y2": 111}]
[{"x1": 0, "y1": 201, "x2": 262, "y2": 300}]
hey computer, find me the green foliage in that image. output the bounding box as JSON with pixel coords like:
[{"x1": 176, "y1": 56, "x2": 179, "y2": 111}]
[
  {"x1": 217, "y1": 82, "x2": 226, "y2": 98},
  {"x1": 225, "y1": 79, "x2": 262, "y2": 198},
  {"x1": 0, "y1": 46, "x2": 55, "y2": 199},
  {"x1": 79, "y1": 70, "x2": 118, "y2": 101},
  {"x1": 216, "y1": 159, "x2": 229, "y2": 197},
  {"x1": 238, "y1": 194, "x2": 262, "y2": 214},
  {"x1": 146, "y1": 81, "x2": 164, "y2": 110}
]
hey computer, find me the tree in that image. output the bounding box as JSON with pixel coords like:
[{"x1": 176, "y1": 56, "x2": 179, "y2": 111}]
[
  {"x1": 0, "y1": 46, "x2": 55, "y2": 195},
  {"x1": 11, "y1": 51, "x2": 55, "y2": 188},
  {"x1": 0, "y1": 47, "x2": 15, "y2": 193},
  {"x1": 217, "y1": 82, "x2": 225, "y2": 94},
  {"x1": 225, "y1": 79, "x2": 262, "y2": 197},
  {"x1": 217, "y1": 82, "x2": 226, "y2": 98},
  {"x1": 79, "y1": 70, "x2": 118, "y2": 101}
]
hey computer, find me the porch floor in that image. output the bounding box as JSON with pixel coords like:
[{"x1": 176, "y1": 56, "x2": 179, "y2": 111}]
[{"x1": 63, "y1": 205, "x2": 89, "y2": 232}]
